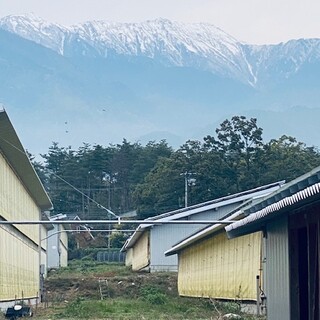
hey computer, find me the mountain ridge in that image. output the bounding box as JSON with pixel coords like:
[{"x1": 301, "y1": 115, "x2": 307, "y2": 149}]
[
  {"x1": 2, "y1": 14, "x2": 320, "y2": 87},
  {"x1": 0, "y1": 14, "x2": 320, "y2": 154}
]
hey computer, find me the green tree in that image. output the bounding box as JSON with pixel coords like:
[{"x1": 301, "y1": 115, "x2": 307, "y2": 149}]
[
  {"x1": 134, "y1": 152, "x2": 187, "y2": 218},
  {"x1": 204, "y1": 115, "x2": 264, "y2": 192},
  {"x1": 262, "y1": 135, "x2": 320, "y2": 184},
  {"x1": 41, "y1": 142, "x2": 77, "y2": 215}
]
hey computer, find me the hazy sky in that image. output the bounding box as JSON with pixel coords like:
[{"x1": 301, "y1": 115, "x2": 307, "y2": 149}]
[{"x1": 0, "y1": 0, "x2": 319, "y2": 44}]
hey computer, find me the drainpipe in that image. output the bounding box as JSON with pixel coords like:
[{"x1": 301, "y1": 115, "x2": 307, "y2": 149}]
[
  {"x1": 256, "y1": 275, "x2": 260, "y2": 315},
  {"x1": 38, "y1": 210, "x2": 42, "y2": 303},
  {"x1": 57, "y1": 224, "x2": 61, "y2": 267}
]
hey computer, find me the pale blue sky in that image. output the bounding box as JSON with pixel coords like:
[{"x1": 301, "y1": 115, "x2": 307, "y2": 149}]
[{"x1": 0, "y1": 0, "x2": 319, "y2": 44}]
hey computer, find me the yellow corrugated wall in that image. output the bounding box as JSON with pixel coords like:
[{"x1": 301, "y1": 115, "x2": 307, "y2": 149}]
[
  {"x1": 0, "y1": 153, "x2": 41, "y2": 300},
  {"x1": 0, "y1": 153, "x2": 40, "y2": 243},
  {"x1": 132, "y1": 231, "x2": 150, "y2": 271},
  {"x1": 178, "y1": 231, "x2": 261, "y2": 301},
  {"x1": 40, "y1": 225, "x2": 47, "y2": 251},
  {"x1": 0, "y1": 227, "x2": 39, "y2": 300}
]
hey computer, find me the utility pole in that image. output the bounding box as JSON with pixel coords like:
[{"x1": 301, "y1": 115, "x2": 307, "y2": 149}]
[
  {"x1": 184, "y1": 172, "x2": 188, "y2": 207},
  {"x1": 180, "y1": 172, "x2": 196, "y2": 208}
]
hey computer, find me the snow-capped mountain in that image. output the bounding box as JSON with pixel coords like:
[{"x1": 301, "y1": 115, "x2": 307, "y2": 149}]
[
  {"x1": 0, "y1": 14, "x2": 320, "y2": 154},
  {"x1": 243, "y1": 39, "x2": 320, "y2": 84},
  {"x1": 0, "y1": 14, "x2": 67, "y2": 54},
  {"x1": 1, "y1": 14, "x2": 320, "y2": 87},
  {"x1": 70, "y1": 19, "x2": 255, "y2": 84},
  {"x1": 0, "y1": 14, "x2": 254, "y2": 84}
]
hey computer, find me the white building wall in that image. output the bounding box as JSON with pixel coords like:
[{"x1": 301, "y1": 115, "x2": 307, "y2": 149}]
[
  {"x1": 150, "y1": 224, "x2": 198, "y2": 272},
  {"x1": 47, "y1": 225, "x2": 68, "y2": 268},
  {"x1": 149, "y1": 202, "x2": 243, "y2": 272}
]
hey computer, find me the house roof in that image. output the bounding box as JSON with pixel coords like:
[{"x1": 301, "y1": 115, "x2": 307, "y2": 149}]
[
  {"x1": 225, "y1": 166, "x2": 320, "y2": 239},
  {"x1": 0, "y1": 109, "x2": 52, "y2": 210},
  {"x1": 123, "y1": 181, "x2": 284, "y2": 250}
]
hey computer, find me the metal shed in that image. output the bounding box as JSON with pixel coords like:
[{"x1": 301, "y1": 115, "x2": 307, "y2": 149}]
[
  {"x1": 0, "y1": 110, "x2": 52, "y2": 309},
  {"x1": 165, "y1": 206, "x2": 264, "y2": 304},
  {"x1": 123, "y1": 181, "x2": 283, "y2": 272},
  {"x1": 226, "y1": 166, "x2": 320, "y2": 320},
  {"x1": 47, "y1": 214, "x2": 69, "y2": 269}
]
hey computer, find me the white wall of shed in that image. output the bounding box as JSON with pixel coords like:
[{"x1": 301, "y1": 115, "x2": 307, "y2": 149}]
[
  {"x1": 149, "y1": 202, "x2": 244, "y2": 272},
  {"x1": 47, "y1": 225, "x2": 68, "y2": 268},
  {"x1": 150, "y1": 224, "x2": 200, "y2": 272}
]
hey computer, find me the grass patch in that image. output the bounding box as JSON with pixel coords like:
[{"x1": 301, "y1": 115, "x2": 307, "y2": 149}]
[
  {"x1": 48, "y1": 260, "x2": 132, "y2": 278},
  {"x1": 37, "y1": 260, "x2": 264, "y2": 320},
  {"x1": 50, "y1": 296, "x2": 218, "y2": 320}
]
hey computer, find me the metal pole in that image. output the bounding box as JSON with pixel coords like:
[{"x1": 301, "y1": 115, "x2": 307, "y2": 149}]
[
  {"x1": 185, "y1": 173, "x2": 188, "y2": 207},
  {"x1": 256, "y1": 275, "x2": 260, "y2": 315},
  {"x1": 38, "y1": 211, "x2": 42, "y2": 304},
  {"x1": 0, "y1": 219, "x2": 237, "y2": 225},
  {"x1": 108, "y1": 181, "x2": 111, "y2": 249},
  {"x1": 41, "y1": 229, "x2": 139, "y2": 241}
]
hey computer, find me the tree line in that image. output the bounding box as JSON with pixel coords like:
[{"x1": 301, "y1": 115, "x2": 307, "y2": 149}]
[{"x1": 33, "y1": 116, "x2": 320, "y2": 221}]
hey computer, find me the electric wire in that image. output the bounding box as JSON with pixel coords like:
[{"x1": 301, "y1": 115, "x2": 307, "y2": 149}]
[{"x1": 0, "y1": 137, "x2": 119, "y2": 219}]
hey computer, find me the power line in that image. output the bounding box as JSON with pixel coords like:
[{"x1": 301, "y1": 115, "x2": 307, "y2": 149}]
[{"x1": 0, "y1": 137, "x2": 119, "y2": 219}]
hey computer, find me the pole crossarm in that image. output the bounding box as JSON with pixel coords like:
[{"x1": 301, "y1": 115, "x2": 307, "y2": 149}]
[{"x1": 0, "y1": 219, "x2": 236, "y2": 225}]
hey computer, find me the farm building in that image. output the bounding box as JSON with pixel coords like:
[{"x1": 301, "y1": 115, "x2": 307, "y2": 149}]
[
  {"x1": 165, "y1": 206, "x2": 262, "y2": 306},
  {"x1": 226, "y1": 166, "x2": 320, "y2": 320},
  {"x1": 123, "y1": 181, "x2": 283, "y2": 272},
  {"x1": 0, "y1": 109, "x2": 52, "y2": 309},
  {"x1": 47, "y1": 214, "x2": 69, "y2": 269}
]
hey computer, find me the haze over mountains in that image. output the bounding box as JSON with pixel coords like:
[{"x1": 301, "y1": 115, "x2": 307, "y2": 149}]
[{"x1": 0, "y1": 14, "x2": 320, "y2": 154}]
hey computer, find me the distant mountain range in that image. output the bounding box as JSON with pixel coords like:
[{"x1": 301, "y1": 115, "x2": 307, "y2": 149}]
[{"x1": 0, "y1": 14, "x2": 320, "y2": 155}]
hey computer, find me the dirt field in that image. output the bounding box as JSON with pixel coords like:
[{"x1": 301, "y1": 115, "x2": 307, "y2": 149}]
[{"x1": 2, "y1": 261, "x2": 263, "y2": 320}]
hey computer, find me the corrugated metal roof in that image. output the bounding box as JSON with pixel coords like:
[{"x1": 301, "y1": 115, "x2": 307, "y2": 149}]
[
  {"x1": 165, "y1": 209, "x2": 243, "y2": 256},
  {"x1": 121, "y1": 225, "x2": 143, "y2": 250},
  {"x1": 0, "y1": 109, "x2": 52, "y2": 210},
  {"x1": 146, "y1": 181, "x2": 284, "y2": 223},
  {"x1": 226, "y1": 166, "x2": 320, "y2": 238},
  {"x1": 164, "y1": 195, "x2": 271, "y2": 256},
  {"x1": 124, "y1": 182, "x2": 284, "y2": 250}
]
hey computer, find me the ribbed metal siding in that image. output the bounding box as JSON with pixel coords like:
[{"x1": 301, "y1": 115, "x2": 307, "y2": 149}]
[
  {"x1": 0, "y1": 227, "x2": 40, "y2": 300},
  {"x1": 47, "y1": 226, "x2": 59, "y2": 268},
  {"x1": 149, "y1": 203, "x2": 242, "y2": 272},
  {"x1": 178, "y1": 231, "x2": 261, "y2": 300},
  {"x1": 265, "y1": 218, "x2": 290, "y2": 320},
  {"x1": 0, "y1": 153, "x2": 41, "y2": 301},
  {"x1": 132, "y1": 231, "x2": 149, "y2": 271},
  {"x1": 0, "y1": 153, "x2": 40, "y2": 243},
  {"x1": 150, "y1": 224, "x2": 199, "y2": 272}
]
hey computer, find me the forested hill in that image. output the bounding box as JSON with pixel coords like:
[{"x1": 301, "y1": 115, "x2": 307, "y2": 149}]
[{"x1": 34, "y1": 116, "x2": 320, "y2": 223}]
